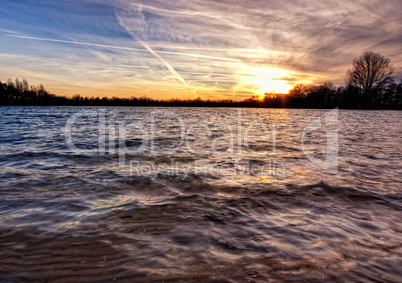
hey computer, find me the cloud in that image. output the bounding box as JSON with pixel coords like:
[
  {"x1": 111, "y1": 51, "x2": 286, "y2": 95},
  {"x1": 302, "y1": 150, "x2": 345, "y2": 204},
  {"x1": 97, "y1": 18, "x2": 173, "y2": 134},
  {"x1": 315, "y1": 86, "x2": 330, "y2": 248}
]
[
  {"x1": 0, "y1": 0, "x2": 401, "y2": 98},
  {"x1": 6, "y1": 35, "x2": 235, "y2": 61},
  {"x1": 135, "y1": 38, "x2": 190, "y2": 89}
]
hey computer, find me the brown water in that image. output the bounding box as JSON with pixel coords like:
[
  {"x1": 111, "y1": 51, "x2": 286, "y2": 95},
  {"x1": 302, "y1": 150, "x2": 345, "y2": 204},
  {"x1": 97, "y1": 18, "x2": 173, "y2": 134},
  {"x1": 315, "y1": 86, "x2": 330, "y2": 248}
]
[{"x1": 0, "y1": 107, "x2": 401, "y2": 282}]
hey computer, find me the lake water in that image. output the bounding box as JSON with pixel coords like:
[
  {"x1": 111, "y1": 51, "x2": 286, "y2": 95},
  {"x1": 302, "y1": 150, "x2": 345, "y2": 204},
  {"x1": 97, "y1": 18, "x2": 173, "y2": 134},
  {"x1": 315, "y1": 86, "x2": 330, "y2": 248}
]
[{"x1": 0, "y1": 106, "x2": 401, "y2": 282}]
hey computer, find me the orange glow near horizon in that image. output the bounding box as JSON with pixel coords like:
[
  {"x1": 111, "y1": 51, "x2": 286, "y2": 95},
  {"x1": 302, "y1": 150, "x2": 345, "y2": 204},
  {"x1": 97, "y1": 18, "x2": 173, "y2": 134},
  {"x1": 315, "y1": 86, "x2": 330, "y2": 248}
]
[
  {"x1": 1, "y1": 65, "x2": 301, "y2": 101},
  {"x1": 247, "y1": 67, "x2": 293, "y2": 96}
]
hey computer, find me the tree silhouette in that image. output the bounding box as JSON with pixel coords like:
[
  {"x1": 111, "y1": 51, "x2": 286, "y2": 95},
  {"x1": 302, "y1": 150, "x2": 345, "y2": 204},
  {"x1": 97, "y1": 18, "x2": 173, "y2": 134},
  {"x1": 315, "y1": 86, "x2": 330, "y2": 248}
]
[
  {"x1": 1, "y1": 71, "x2": 401, "y2": 109},
  {"x1": 346, "y1": 51, "x2": 394, "y2": 108}
]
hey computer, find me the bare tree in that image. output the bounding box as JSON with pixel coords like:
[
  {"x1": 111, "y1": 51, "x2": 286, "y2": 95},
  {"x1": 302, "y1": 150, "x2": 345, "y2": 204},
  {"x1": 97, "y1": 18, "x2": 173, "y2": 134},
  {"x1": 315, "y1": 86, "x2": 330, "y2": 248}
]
[
  {"x1": 288, "y1": 84, "x2": 307, "y2": 98},
  {"x1": 346, "y1": 51, "x2": 394, "y2": 108}
]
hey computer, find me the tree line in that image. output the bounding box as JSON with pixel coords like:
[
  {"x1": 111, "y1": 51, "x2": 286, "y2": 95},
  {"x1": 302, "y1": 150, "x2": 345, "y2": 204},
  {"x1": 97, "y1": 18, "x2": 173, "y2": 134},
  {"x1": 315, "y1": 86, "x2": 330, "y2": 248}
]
[
  {"x1": 1, "y1": 51, "x2": 401, "y2": 109},
  {"x1": 258, "y1": 52, "x2": 401, "y2": 109}
]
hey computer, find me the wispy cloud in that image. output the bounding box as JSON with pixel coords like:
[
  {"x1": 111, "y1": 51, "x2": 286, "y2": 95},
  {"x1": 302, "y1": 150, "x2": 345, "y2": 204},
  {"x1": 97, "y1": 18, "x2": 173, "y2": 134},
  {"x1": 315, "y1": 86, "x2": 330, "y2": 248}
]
[
  {"x1": 6, "y1": 35, "x2": 235, "y2": 62},
  {"x1": 135, "y1": 37, "x2": 190, "y2": 89},
  {"x1": 0, "y1": 0, "x2": 401, "y2": 98}
]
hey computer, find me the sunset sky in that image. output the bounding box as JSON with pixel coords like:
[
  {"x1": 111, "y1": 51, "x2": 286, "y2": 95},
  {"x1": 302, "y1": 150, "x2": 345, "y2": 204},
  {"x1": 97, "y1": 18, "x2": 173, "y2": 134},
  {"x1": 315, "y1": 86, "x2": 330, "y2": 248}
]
[{"x1": 0, "y1": 0, "x2": 401, "y2": 100}]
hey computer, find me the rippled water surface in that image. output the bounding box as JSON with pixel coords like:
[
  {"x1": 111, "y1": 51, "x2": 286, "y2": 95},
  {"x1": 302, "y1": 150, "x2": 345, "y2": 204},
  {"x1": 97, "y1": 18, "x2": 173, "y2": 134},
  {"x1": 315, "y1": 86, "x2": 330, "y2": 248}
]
[{"x1": 0, "y1": 106, "x2": 401, "y2": 282}]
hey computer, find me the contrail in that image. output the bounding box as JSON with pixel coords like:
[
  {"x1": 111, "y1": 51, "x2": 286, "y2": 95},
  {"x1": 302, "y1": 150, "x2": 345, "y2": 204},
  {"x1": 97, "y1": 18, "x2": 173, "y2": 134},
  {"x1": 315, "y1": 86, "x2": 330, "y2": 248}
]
[
  {"x1": 188, "y1": 72, "x2": 257, "y2": 78},
  {"x1": 136, "y1": 38, "x2": 189, "y2": 88},
  {"x1": 6, "y1": 34, "x2": 236, "y2": 62},
  {"x1": 331, "y1": 14, "x2": 349, "y2": 32}
]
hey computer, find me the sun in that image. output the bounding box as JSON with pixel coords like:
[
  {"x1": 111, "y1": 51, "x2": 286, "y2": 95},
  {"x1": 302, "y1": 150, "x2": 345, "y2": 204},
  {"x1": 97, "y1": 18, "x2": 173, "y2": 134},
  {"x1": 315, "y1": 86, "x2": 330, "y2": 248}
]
[{"x1": 249, "y1": 67, "x2": 292, "y2": 95}]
